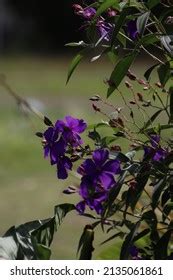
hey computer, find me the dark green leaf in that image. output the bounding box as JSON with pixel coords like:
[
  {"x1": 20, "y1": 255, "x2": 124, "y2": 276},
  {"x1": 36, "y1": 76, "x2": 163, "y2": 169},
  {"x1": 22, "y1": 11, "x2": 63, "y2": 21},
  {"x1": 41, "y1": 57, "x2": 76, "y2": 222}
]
[
  {"x1": 154, "y1": 230, "x2": 172, "y2": 259},
  {"x1": 107, "y1": 52, "x2": 138, "y2": 97},
  {"x1": 44, "y1": 116, "x2": 53, "y2": 127},
  {"x1": 111, "y1": 7, "x2": 137, "y2": 47},
  {"x1": 140, "y1": 34, "x2": 159, "y2": 46},
  {"x1": 78, "y1": 225, "x2": 94, "y2": 260},
  {"x1": 127, "y1": 163, "x2": 150, "y2": 211},
  {"x1": 120, "y1": 222, "x2": 140, "y2": 260},
  {"x1": 95, "y1": 0, "x2": 119, "y2": 18},
  {"x1": 66, "y1": 53, "x2": 84, "y2": 84},
  {"x1": 157, "y1": 62, "x2": 170, "y2": 87},
  {"x1": 161, "y1": 36, "x2": 173, "y2": 56},
  {"x1": 137, "y1": 12, "x2": 150, "y2": 36},
  {"x1": 142, "y1": 210, "x2": 157, "y2": 230},
  {"x1": 133, "y1": 228, "x2": 150, "y2": 242},
  {"x1": 34, "y1": 244, "x2": 51, "y2": 260},
  {"x1": 54, "y1": 203, "x2": 75, "y2": 229},
  {"x1": 152, "y1": 177, "x2": 167, "y2": 209},
  {"x1": 147, "y1": 0, "x2": 160, "y2": 9},
  {"x1": 169, "y1": 86, "x2": 173, "y2": 123},
  {"x1": 144, "y1": 63, "x2": 159, "y2": 80},
  {"x1": 161, "y1": 188, "x2": 170, "y2": 207},
  {"x1": 32, "y1": 218, "x2": 55, "y2": 248},
  {"x1": 162, "y1": 202, "x2": 173, "y2": 221}
]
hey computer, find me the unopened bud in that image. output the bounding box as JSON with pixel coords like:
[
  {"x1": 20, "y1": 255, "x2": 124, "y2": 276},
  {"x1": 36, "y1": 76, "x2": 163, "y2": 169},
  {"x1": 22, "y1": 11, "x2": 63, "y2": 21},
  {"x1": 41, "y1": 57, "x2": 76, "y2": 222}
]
[
  {"x1": 125, "y1": 81, "x2": 132, "y2": 88},
  {"x1": 137, "y1": 92, "x2": 143, "y2": 102},
  {"x1": 127, "y1": 70, "x2": 136, "y2": 81},
  {"x1": 89, "y1": 95, "x2": 101, "y2": 101},
  {"x1": 92, "y1": 103, "x2": 100, "y2": 112}
]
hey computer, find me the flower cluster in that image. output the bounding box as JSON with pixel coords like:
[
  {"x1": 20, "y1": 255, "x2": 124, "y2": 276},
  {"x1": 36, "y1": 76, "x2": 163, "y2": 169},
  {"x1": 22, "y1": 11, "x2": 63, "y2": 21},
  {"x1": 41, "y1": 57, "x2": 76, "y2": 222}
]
[
  {"x1": 43, "y1": 116, "x2": 87, "y2": 179},
  {"x1": 73, "y1": 2, "x2": 138, "y2": 43},
  {"x1": 76, "y1": 149, "x2": 121, "y2": 214},
  {"x1": 73, "y1": 3, "x2": 114, "y2": 42},
  {"x1": 144, "y1": 134, "x2": 168, "y2": 161}
]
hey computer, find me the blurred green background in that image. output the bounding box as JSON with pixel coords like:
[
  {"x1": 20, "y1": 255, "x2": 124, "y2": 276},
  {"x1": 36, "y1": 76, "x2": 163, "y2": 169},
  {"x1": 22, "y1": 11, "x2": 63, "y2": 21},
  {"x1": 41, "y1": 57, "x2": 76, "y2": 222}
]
[{"x1": 0, "y1": 54, "x2": 120, "y2": 259}]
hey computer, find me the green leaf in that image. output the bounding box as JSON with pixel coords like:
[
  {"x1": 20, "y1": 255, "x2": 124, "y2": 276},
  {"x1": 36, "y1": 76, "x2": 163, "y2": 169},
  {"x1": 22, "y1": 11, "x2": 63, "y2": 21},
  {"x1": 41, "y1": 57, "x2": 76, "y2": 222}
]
[
  {"x1": 107, "y1": 52, "x2": 138, "y2": 97},
  {"x1": 142, "y1": 210, "x2": 157, "y2": 230},
  {"x1": 120, "y1": 222, "x2": 140, "y2": 260},
  {"x1": 111, "y1": 7, "x2": 138, "y2": 47},
  {"x1": 152, "y1": 178, "x2": 167, "y2": 209},
  {"x1": 66, "y1": 53, "x2": 84, "y2": 84},
  {"x1": 157, "y1": 62, "x2": 170, "y2": 87},
  {"x1": 169, "y1": 86, "x2": 173, "y2": 123},
  {"x1": 32, "y1": 218, "x2": 55, "y2": 248},
  {"x1": 154, "y1": 230, "x2": 172, "y2": 259},
  {"x1": 54, "y1": 203, "x2": 75, "y2": 229},
  {"x1": 144, "y1": 63, "x2": 159, "y2": 80},
  {"x1": 147, "y1": 0, "x2": 160, "y2": 9},
  {"x1": 78, "y1": 225, "x2": 94, "y2": 260},
  {"x1": 161, "y1": 188, "x2": 170, "y2": 207},
  {"x1": 137, "y1": 12, "x2": 150, "y2": 36},
  {"x1": 126, "y1": 163, "x2": 150, "y2": 211},
  {"x1": 34, "y1": 244, "x2": 51, "y2": 260},
  {"x1": 162, "y1": 202, "x2": 173, "y2": 221},
  {"x1": 141, "y1": 109, "x2": 162, "y2": 132},
  {"x1": 161, "y1": 36, "x2": 173, "y2": 56},
  {"x1": 95, "y1": 0, "x2": 119, "y2": 18},
  {"x1": 140, "y1": 34, "x2": 159, "y2": 46},
  {"x1": 133, "y1": 228, "x2": 150, "y2": 242}
]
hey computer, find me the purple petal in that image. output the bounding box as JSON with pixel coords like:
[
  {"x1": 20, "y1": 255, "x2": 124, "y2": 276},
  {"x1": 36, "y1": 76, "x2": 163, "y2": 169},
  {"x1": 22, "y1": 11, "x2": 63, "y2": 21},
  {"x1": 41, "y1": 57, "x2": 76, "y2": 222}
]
[
  {"x1": 93, "y1": 149, "x2": 109, "y2": 166},
  {"x1": 78, "y1": 159, "x2": 96, "y2": 175},
  {"x1": 153, "y1": 149, "x2": 166, "y2": 161},
  {"x1": 103, "y1": 160, "x2": 121, "y2": 174},
  {"x1": 83, "y1": 7, "x2": 96, "y2": 19},
  {"x1": 57, "y1": 156, "x2": 72, "y2": 179},
  {"x1": 79, "y1": 176, "x2": 91, "y2": 199},
  {"x1": 127, "y1": 20, "x2": 138, "y2": 40},
  {"x1": 99, "y1": 171, "x2": 116, "y2": 189},
  {"x1": 65, "y1": 116, "x2": 87, "y2": 133},
  {"x1": 44, "y1": 145, "x2": 50, "y2": 158},
  {"x1": 76, "y1": 201, "x2": 86, "y2": 214},
  {"x1": 150, "y1": 134, "x2": 160, "y2": 148},
  {"x1": 44, "y1": 127, "x2": 54, "y2": 141},
  {"x1": 55, "y1": 120, "x2": 65, "y2": 132},
  {"x1": 57, "y1": 163, "x2": 68, "y2": 179},
  {"x1": 87, "y1": 199, "x2": 103, "y2": 214}
]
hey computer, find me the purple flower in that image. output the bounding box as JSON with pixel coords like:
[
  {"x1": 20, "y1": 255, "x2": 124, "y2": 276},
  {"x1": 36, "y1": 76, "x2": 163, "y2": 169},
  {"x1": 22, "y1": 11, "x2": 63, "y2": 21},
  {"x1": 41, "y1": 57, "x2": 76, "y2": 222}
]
[
  {"x1": 55, "y1": 116, "x2": 87, "y2": 147},
  {"x1": 76, "y1": 149, "x2": 121, "y2": 214},
  {"x1": 56, "y1": 155, "x2": 72, "y2": 179},
  {"x1": 43, "y1": 127, "x2": 66, "y2": 164},
  {"x1": 73, "y1": 4, "x2": 96, "y2": 19},
  {"x1": 130, "y1": 246, "x2": 142, "y2": 260},
  {"x1": 78, "y1": 149, "x2": 121, "y2": 189},
  {"x1": 83, "y1": 7, "x2": 96, "y2": 19},
  {"x1": 97, "y1": 20, "x2": 113, "y2": 41},
  {"x1": 43, "y1": 115, "x2": 86, "y2": 180},
  {"x1": 127, "y1": 20, "x2": 138, "y2": 40},
  {"x1": 143, "y1": 134, "x2": 168, "y2": 161},
  {"x1": 76, "y1": 176, "x2": 108, "y2": 214}
]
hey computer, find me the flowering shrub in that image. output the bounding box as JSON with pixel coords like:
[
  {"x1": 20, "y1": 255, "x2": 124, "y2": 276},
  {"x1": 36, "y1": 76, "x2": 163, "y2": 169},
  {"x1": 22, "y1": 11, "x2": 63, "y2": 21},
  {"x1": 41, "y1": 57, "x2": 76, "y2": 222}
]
[{"x1": 0, "y1": 0, "x2": 173, "y2": 260}]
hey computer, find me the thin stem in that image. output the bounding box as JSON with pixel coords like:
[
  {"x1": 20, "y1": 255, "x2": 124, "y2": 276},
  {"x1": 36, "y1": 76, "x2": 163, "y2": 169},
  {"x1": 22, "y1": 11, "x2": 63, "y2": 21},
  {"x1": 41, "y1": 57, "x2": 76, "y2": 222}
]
[
  {"x1": 0, "y1": 76, "x2": 45, "y2": 121},
  {"x1": 141, "y1": 45, "x2": 165, "y2": 65}
]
